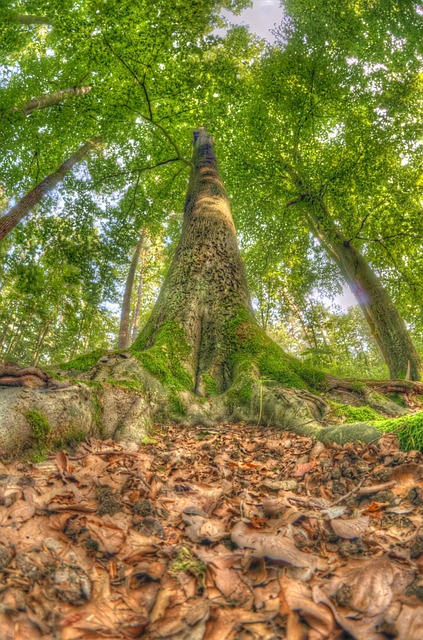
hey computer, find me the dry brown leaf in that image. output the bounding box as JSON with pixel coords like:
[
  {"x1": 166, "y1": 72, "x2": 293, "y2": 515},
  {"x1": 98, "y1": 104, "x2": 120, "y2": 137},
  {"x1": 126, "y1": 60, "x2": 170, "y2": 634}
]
[
  {"x1": 3, "y1": 499, "x2": 35, "y2": 523},
  {"x1": 325, "y1": 556, "x2": 415, "y2": 617},
  {"x1": 85, "y1": 515, "x2": 126, "y2": 554},
  {"x1": 279, "y1": 575, "x2": 336, "y2": 639},
  {"x1": 182, "y1": 511, "x2": 227, "y2": 543},
  {"x1": 231, "y1": 521, "x2": 323, "y2": 570},
  {"x1": 330, "y1": 516, "x2": 370, "y2": 539}
]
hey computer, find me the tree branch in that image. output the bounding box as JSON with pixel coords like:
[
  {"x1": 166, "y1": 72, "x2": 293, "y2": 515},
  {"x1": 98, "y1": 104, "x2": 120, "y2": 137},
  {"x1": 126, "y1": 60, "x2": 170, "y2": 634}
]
[{"x1": 103, "y1": 38, "x2": 192, "y2": 168}]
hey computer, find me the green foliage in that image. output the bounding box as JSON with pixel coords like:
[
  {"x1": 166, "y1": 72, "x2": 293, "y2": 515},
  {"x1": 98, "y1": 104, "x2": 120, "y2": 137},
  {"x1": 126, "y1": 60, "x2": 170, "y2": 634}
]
[{"x1": 1, "y1": 0, "x2": 423, "y2": 386}]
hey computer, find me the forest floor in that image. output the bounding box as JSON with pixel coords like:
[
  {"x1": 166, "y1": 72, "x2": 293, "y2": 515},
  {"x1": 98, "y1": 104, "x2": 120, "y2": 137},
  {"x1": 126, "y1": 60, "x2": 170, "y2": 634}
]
[{"x1": 0, "y1": 424, "x2": 422, "y2": 640}]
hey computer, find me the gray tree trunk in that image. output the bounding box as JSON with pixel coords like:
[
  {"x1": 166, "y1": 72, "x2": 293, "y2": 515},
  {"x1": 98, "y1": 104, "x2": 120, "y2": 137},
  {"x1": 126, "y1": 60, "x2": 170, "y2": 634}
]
[
  {"x1": 0, "y1": 138, "x2": 101, "y2": 242},
  {"x1": 304, "y1": 195, "x2": 422, "y2": 380},
  {"x1": 118, "y1": 231, "x2": 145, "y2": 349},
  {"x1": 134, "y1": 128, "x2": 253, "y2": 392},
  {"x1": 6, "y1": 87, "x2": 92, "y2": 117}
]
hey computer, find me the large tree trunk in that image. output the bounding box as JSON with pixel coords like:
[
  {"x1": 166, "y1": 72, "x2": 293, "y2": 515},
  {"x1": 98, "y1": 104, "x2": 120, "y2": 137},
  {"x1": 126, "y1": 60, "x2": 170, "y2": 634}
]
[
  {"x1": 0, "y1": 129, "x2": 405, "y2": 453},
  {"x1": 0, "y1": 138, "x2": 101, "y2": 242},
  {"x1": 303, "y1": 195, "x2": 422, "y2": 380},
  {"x1": 134, "y1": 128, "x2": 253, "y2": 393},
  {"x1": 118, "y1": 231, "x2": 145, "y2": 349},
  {"x1": 5, "y1": 87, "x2": 92, "y2": 117}
]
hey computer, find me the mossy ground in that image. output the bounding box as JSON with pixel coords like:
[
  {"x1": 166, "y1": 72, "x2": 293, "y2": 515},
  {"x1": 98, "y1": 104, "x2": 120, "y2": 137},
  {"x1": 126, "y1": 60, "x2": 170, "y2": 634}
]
[
  {"x1": 58, "y1": 349, "x2": 105, "y2": 372},
  {"x1": 332, "y1": 402, "x2": 382, "y2": 423},
  {"x1": 371, "y1": 411, "x2": 423, "y2": 451}
]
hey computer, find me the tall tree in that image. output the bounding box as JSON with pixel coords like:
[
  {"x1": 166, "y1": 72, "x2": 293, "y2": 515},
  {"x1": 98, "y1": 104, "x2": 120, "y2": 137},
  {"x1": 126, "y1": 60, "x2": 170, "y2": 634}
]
[
  {"x1": 118, "y1": 230, "x2": 145, "y2": 349},
  {"x1": 0, "y1": 138, "x2": 101, "y2": 241},
  {"x1": 133, "y1": 128, "x2": 323, "y2": 402},
  {"x1": 215, "y1": 0, "x2": 423, "y2": 379}
]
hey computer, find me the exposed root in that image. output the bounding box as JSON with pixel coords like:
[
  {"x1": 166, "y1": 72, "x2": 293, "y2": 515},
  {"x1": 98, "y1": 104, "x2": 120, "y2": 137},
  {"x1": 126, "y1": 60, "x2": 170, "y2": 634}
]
[{"x1": 0, "y1": 362, "x2": 70, "y2": 389}]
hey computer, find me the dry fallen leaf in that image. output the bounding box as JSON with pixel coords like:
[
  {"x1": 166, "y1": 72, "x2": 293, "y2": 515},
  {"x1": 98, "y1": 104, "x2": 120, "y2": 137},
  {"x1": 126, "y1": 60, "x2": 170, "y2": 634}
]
[
  {"x1": 231, "y1": 521, "x2": 323, "y2": 570},
  {"x1": 330, "y1": 515, "x2": 370, "y2": 539}
]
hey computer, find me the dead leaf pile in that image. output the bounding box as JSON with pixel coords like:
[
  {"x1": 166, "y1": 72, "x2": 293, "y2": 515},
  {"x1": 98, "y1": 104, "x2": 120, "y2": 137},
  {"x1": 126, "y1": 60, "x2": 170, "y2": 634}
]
[{"x1": 0, "y1": 424, "x2": 422, "y2": 639}]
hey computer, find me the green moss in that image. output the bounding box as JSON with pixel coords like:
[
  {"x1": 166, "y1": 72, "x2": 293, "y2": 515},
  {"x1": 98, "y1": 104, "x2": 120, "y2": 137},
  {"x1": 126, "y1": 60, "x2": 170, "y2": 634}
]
[
  {"x1": 131, "y1": 321, "x2": 193, "y2": 391},
  {"x1": 54, "y1": 428, "x2": 86, "y2": 451},
  {"x1": 59, "y1": 349, "x2": 105, "y2": 372},
  {"x1": 25, "y1": 409, "x2": 51, "y2": 463},
  {"x1": 26, "y1": 409, "x2": 51, "y2": 442},
  {"x1": 202, "y1": 373, "x2": 218, "y2": 396},
  {"x1": 140, "y1": 435, "x2": 158, "y2": 445},
  {"x1": 333, "y1": 403, "x2": 382, "y2": 423},
  {"x1": 28, "y1": 449, "x2": 48, "y2": 463},
  {"x1": 75, "y1": 379, "x2": 103, "y2": 389},
  {"x1": 169, "y1": 547, "x2": 206, "y2": 582},
  {"x1": 386, "y1": 392, "x2": 407, "y2": 408},
  {"x1": 371, "y1": 411, "x2": 423, "y2": 451},
  {"x1": 168, "y1": 390, "x2": 187, "y2": 416},
  {"x1": 91, "y1": 391, "x2": 104, "y2": 438},
  {"x1": 351, "y1": 381, "x2": 366, "y2": 394},
  {"x1": 106, "y1": 378, "x2": 144, "y2": 392},
  {"x1": 228, "y1": 309, "x2": 326, "y2": 393},
  {"x1": 224, "y1": 359, "x2": 256, "y2": 412}
]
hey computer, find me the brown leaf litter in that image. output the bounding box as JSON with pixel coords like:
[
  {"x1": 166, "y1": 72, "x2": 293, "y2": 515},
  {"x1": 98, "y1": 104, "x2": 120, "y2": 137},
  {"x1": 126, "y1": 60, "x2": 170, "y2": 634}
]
[{"x1": 0, "y1": 423, "x2": 422, "y2": 639}]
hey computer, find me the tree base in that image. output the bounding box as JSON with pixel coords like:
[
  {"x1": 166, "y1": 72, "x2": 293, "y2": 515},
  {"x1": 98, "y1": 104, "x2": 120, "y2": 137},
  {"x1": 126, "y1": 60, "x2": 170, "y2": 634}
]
[{"x1": 1, "y1": 350, "x2": 421, "y2": 458}]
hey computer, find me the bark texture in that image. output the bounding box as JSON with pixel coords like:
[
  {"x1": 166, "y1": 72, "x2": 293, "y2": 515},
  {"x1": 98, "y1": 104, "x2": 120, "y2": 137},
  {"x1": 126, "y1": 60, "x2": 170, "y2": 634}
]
[
  {"x1": 131, "y1": 246, "x2": 146, "y2": 343},
  {"x1": 0, "y1": 138, "x2": 101, "y2": 242},
  {"x1": 6, "y1": 87, "x2": 92, "y2": 117},
  {"x1": 7, "y1": 13, "x2": 52, "y2": 25},
  {"x1": 302, "y1": 195, "x2": 422, "y2": 381},
  {"x1": 135, "y1": 128, "x2": 253, "y2": 392},
  {"x1": 118, "y1": 231, "x2": 145, "y2": 349}
]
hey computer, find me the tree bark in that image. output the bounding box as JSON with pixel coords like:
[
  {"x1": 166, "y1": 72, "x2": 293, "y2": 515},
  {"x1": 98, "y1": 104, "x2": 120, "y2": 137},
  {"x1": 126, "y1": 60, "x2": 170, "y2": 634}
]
[
  {"x1": 6, "y1": 13, "x2": 53, "y2": 25},
  {"x1": 118, "y1": 231, "x2": 145, "y2": 349},
  {"x1": 0, "y1": 138, "x2": 101, "y2": 242},
  {"x1": 135, "y1": 128, "x2": 253, "y2": 392},
  {"x1": 303, "y1": 194, "x2": 422, "y2": 380},
  {"x1": 6, "y1": 87, "x2": 92, "y2": 117},
  {"x1": 131, "y1": 245, "x2": 146, "y2": 344}
]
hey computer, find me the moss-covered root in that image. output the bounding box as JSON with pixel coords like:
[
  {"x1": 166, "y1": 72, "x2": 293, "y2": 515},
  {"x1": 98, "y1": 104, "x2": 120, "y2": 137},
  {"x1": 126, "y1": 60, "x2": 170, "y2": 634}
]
[{"x1": 371, "y1": 411, "x2": 423, "y2": 451}]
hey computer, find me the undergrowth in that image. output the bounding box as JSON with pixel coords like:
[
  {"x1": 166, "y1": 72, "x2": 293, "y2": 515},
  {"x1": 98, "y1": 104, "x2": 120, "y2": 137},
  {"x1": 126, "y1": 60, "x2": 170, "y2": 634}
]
[{"x1": 372, "y1": 411, "x2": 423, "y2": 451}]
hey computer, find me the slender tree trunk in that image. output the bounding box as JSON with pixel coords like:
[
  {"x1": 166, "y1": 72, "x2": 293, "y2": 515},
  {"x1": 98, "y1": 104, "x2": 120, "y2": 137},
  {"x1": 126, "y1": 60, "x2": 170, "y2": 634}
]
[
  {"x1": 6, "y1": 87, "x2": 92, "y2": 117},
  {"x1": 32, "y1": 320, "x2": 51, "y2": 367},
  {"x1": 135, "y1": 128, "x2": 253, "y2": 392},
  {"x1": 131, "y1": 247, "x2": 146, "y2": 344},
  {"x1": 5, "y1": 13, "x2": 52, "y2": 25},
  {"x1": 0, "y1": 138, "x2": 101, "y2": 242},
  {"x1": 118, "y1": 231, "x2": 145, "y2": 349},
  {"x1": 303, "y1": 195, "x2": 422, "y2": 380}
]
